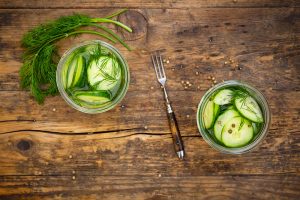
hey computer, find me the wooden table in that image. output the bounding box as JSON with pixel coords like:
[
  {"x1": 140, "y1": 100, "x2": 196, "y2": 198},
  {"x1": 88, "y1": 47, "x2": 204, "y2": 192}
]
[{"x1": 0, "y1": 0, "x2": 299, "y2": 199}]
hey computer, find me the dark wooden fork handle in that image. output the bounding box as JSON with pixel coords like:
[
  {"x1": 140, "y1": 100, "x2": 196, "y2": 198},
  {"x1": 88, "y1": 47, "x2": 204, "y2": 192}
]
[{"x1": 166, "y1": 104, "x2": 185, "y2": 159}]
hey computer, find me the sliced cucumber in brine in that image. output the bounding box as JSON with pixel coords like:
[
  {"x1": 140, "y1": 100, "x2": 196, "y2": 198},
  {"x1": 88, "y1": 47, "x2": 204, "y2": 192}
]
[
  {"x1": 203, "y1": 100, "x2": 215, "y2": 129},
  {"x1": 213, "y1": 89, "x2": 234, "y2": 105},
  {"x1": 73, "y1": 90, "x2": 111, "y2": 105},
  {"x1": 64, "y1": 54, "x2": 85, "y2": 89},
  {"x1": 252, "y1": 122, "x2": 262, "y2": 135},
  {"x1": 87, "y1": 56, "x2": 121, "y2": 90},
  {"x1": 213, "y1": 104, "x2": 220, "y2": 119},
  {"x1": 214, "y1": 109, "x2": 240, "y2": 142},
  {"x1": 234, "y1": 96, "x2": 263, "y2": 123},
  {"x1": 222, "y1": 116, "x2": 253, "y2": 147}
]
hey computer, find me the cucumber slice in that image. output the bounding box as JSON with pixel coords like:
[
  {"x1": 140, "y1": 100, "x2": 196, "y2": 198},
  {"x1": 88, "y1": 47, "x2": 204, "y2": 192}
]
[
  {"x1": 252, "y1": 122, "x2": 262, "y2": 135},
  {"x1": 62, "y1": 64, "x2": 68, "y2": 89},
  {"x1": 234, "y1": 96, "x2": 263, "y2": 123},
  {"x1": 222, "y1": 117, "x2": 253, "y2": 147},
  {"x1": 214, "y1": 109, "x2": 240, "y2": 142},
  {"x1": 64, "y1": 55, "x2": 85, "y2": 89},
  {"x1": 213, "y1": 89, "x2": 234, "y2": 105},
  {"x1": 213, "y1": 104, "x2": 220, "y2": 119},
  {"x1": 203, "y1": 100, "x2": 215, "y2": 129},
  {"x1": 87, "y1": 56, "x2": 121, "y2": 90},
  {"x1": 73, "y1": 91, "x2": 110, "y2": 105}
]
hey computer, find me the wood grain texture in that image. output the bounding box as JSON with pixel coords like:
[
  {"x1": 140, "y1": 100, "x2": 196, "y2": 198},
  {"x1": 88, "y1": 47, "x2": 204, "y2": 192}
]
[
  {"x1": 0, "y1": 2, "x2": 300, "y2": 200},
  {"x1": 0, "y1": 0, "x2": 298, "y2": 9}
]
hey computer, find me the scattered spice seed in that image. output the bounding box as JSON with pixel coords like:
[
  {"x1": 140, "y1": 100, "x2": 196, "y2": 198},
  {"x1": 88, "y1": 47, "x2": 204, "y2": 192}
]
[
  {"x1": 72, "y1": 176, "x2": 76, "y2": 180},
  {"x1": 197, "y1": 86, "x2": 200, "y2": 89},
  {"x1": 72, "y1": 170, "x2": 76, "y2": 174},
  {"x1": 228, "y1": 129, "x2": 232, "y2": 134},
  {"x1": 212, "y1": 77, "x2": 215, "y2": 81},
  {"x1": 121, "y1": 105, "x2": 125, "y2": 108},
  {"x1": 150, "y1": 86, "x2": 154, "y2": 90},
  {"x1": 144, "y1": 126, "x2": 148, "y2": 130},
  {"x1": 69, "y1": 155, "x2": 73, "y2": 159},
  {"x1": 181, "y1": 80, "x2": 184, "y2": 84},
  {"x1": 52, "y1": 108, "x2": 56, "y2": 112},
  {"x1": 195, "y1": 71, "x2": 199, "y2": 75},
  {"x1": 189, "y1": 83, "x2": 192, "y2": 86},
  {"x1": 213, "y1": 80, "x2": 217, "y2": 84},
  {"x1": 224, "y1": 61, "x2": 228, "y2": 65},
  {"x1": 208, "y1": 76, "x2": 211, "y2": 80},
  {"x1": 186, "y1": 81, "x2": 190, "y2": 84},
  {"x1": 158, "y1": 174, "x2": 162, "y2": 177},
  {"x1": 184, "y1": 86, "x2": 188, "y2": 89},
  {"x1": 186, "y1": 115, "x2": 190, "y2": 118},
  {"x1": 232, "y1": 124, "x2": 236, "y2": 128},
  {"x1": 166, "y1": 60, "x2": 170, "y2": 64}
]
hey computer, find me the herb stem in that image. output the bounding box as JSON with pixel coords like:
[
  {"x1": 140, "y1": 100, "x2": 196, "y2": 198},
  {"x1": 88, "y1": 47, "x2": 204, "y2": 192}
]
[
  {"x1": 91, "y1": 18, "x2": 132, "y2": 32},
  {"x1": 87, "y1": 23, "x2": 131, "y2": 50},
  {"x1": 69, "y1": 30, "x2": 117, "y2": 43},
  {"x1": 104, "y1": 9, "x2": 128, "y2": 19}
]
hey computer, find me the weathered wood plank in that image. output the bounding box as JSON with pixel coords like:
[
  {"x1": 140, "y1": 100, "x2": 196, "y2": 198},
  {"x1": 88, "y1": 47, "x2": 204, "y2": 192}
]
[
  {"x1": 0, "y1": 125, "x2": 299, "y2": 177},
  {"x1": 0, "y1": 0, "x2": 297, "y2": 9},
  {"x1": 0, "y1": 175, "x2": 299, "y2": 199}
]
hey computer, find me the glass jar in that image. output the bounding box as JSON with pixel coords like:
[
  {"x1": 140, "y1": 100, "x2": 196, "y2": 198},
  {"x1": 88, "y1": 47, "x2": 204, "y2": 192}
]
[
  {"x1": 196, "y1": 80, "x2": 271, "y2": 154},
  {"x1": 56, "y1": 40, "x2": 130, "y2": 114}
]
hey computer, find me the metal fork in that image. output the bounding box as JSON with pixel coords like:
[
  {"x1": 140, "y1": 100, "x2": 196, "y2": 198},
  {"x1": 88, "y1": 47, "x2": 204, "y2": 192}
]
[{"x1": 151, "y1": 51, "x2": 185, "y2": 160}]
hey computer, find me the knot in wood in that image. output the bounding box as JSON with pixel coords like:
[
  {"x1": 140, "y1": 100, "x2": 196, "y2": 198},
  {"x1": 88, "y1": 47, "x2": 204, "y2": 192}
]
[
  {"x1": 117, "y1": 10, "x2": 148, "y2": 41},
  {"x1": 17, "y1": 140, "x2": 31, "y2": 151}
]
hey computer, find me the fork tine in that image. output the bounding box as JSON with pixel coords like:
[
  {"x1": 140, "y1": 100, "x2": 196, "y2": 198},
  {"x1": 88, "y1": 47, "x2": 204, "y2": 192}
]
[
  {"x1": 151, "y1": 53, "x2": 159, "y2": 79},
  {"x1": 155, "y1": 51, "x2": 163, "y2": 79},
  {"x1": 158, "y1": 51, "x2": 166, "y2": 78},
  {"x1": 151, "y1": 53, "x2": 160, "y2": 80}
]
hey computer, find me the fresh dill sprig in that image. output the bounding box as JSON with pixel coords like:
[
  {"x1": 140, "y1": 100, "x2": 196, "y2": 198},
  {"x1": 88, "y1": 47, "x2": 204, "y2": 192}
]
[
  {"x1": 231, "y1": 88, "x2": 250, "y2": 101},
  {"x1": 20, "y1": 9, "x2": 132, "y2": 104}
]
